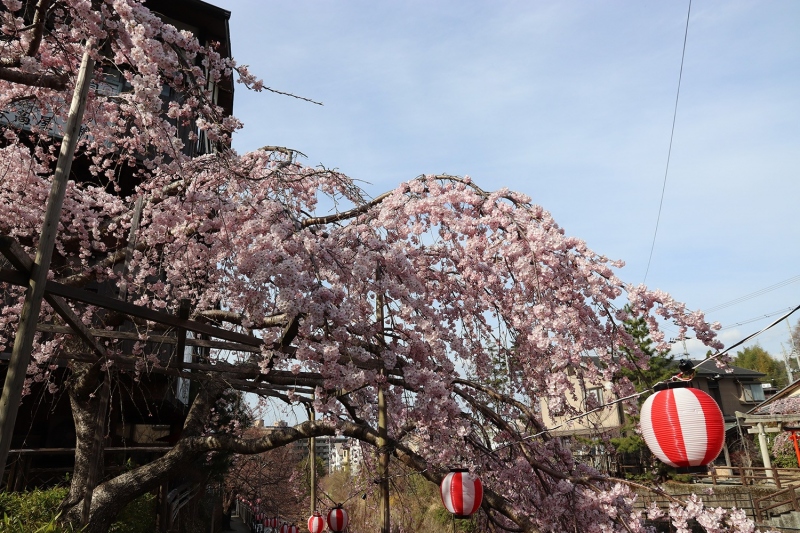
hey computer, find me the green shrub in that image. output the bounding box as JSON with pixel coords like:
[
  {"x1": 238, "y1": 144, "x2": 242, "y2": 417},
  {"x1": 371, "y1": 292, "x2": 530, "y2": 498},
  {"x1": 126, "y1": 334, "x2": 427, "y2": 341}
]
[
  {"x1": 0, "y1": 487, "x2": 70, "y2": 529},
  {"x1": 0, "y1": 487, "x2": 155, "y2": 533},
  {"x1": 0, "y1": 511, "x2": 77, "y2": 533},
  {"x1": 108, "y1": 493, "x2": 156, "y2": 533},
  {"x1": 668, "y1": 473, "x2": 694, "y2": 483}
]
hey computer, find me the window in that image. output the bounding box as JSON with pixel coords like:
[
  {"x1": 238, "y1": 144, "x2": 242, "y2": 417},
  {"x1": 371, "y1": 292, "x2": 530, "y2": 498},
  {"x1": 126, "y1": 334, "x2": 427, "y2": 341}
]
[
  {"x1": 585, "y1": 387, "x2": 603, "y2": 408},
  {"x1": 741, "y1": 383, "x2": 765, "y2": 403}
]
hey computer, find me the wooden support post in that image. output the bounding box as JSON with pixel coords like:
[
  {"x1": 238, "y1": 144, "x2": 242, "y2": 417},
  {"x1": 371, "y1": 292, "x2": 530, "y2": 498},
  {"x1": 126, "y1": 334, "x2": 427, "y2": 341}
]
[
  {"x1": 175, "y1": 299, "x2": 191, "y2": 360},
  {"x1": 378, "y1": 373, "x2": 390, "y2": 533},
  {"x1": 309, "y1": 409, "x2": 317, "y2": 514},
  {"x1": 14, "y1": 455, "x2": 28, "y2": 491},
  {"x1": 0, "y1": 48, "x2": 95, "y2": 479},
  {"x1": 722, "y1": 440, "x2": 732, "y2": 468},
  {"x1": 376, "y1": 288, "x2": 390, "y2": 533},
  {"x1": 4, "y1": 454, "x2": 16, "y2": 491},
  {"x1": 118, "y1": 196, "x2": 144, "y2": 302},
  {"x1": 750, "y1": 423, "x2": 775, "y2": 483},
  {"x1": 759, "y1": 423, "x2": 775, "y2": 483},
  {"x1": 159, "y1": 481, "x2": 170, "y2": 532}
]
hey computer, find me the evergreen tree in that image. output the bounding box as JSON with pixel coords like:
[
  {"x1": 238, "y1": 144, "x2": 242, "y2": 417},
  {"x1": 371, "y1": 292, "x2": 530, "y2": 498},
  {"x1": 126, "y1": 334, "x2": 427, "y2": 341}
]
[
  {"x1": 611, "y1": 307, "x2": 674, "y2": 461},
  {"x1": 733, "y1": 345, "x2": 788, "y2": 388}
]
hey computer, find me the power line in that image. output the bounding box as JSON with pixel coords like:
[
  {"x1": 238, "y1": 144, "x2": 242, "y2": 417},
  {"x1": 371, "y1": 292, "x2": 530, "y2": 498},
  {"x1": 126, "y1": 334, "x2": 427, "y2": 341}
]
[
  {"x1": 718, "y1": 306, "x2": 796, "y2": 331},
  {"x1": 643, "y1": 0, "x2": 692, "y2": 284},
  {"x1": 705, "y1": 274, "x2": 800, "y2": 313}
]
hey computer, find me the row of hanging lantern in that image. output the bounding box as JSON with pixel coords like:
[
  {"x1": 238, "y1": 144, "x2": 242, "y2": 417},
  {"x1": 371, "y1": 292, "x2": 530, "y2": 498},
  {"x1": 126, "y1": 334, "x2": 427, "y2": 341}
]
[
  {"x1": 236, "y1": 497, "x2": 290, "y2": 533},
  {"x1": 239, "y1": 506, "x2": 348, "y2": 533},
  {"x1": 306, "y1": 505, "x2": 349, "y2": 533},
  {"x1": 239, "y1": 366, "x2": 725, "y2": 531}
]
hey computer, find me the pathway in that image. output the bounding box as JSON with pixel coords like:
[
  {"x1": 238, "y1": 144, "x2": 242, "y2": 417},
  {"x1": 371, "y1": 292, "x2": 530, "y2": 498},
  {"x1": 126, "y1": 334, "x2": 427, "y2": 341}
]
[{"x1": 226, "y1": 513, "x2": 250, "y2": 533}]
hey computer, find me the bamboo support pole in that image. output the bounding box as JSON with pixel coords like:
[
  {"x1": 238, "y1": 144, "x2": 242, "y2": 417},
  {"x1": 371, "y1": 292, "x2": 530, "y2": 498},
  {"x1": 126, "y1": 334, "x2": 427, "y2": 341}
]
[{"x1": 0, "y1": 48, "x2": 95, "y2": 478}]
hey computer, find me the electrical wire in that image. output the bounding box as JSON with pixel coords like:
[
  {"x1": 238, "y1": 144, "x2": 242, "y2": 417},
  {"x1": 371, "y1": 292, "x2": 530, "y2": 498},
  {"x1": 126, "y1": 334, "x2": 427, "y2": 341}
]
[
  {"x1": 718, "y1": 306, "x2": 795, "y2": 331},
  {"x1": 704, "y1": 275, "x2": 800, "y2": 313},
  {"x1": 643, "y1": 0, "x2": 692, "y2": 284}
]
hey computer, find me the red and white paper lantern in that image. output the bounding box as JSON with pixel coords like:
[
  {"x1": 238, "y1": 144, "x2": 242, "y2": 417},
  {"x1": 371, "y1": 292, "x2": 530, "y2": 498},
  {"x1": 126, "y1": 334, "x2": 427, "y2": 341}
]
[
  {"x1": 440, "y1": 469, "x2": 483, "y2": 518},
  {"x1": 270, "y1": 517, "x2": 279, "y2": 528},
  {"x1": 327, "y1": 506, "x2": 349, "y2": 532},
  {"x1": 307, "y1": 512, "x2": 326, "y2": 533},
  {"x1": 279, "y1": 523, "x2": 289, "y2": 533},
  {"x1": 640, "y1": 387, "x2": 725, "y2": 468}
]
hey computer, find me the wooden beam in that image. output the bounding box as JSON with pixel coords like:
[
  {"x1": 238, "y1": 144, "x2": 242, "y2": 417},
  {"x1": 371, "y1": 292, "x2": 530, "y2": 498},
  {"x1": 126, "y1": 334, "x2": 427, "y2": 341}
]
[
  {"x1": 0, "y1": 236, "x2": 106, "y2": 359},
  {"x1": 0, "y1": 267, "x2": 262, "y2": 347},
  {"x1": 747, "y1": 427, "x2": 781, "y2": 434},
  {"x1": 174, "y1": 298, "x2": 190, "y2": 367},
  {"x1": 34, "y1": 320, "x2": 402, "y2": 375},
  {"x1": 736, "y1": 411, "x2": 800, "y2": 425},
  {"x1": 58, "y1": 352, "x2": 323, "y2": 395},
  {"x1": 35, "y1": 324, "x2": 261, "y2": 353},
  {"x1": 8, "y1": 446, "x2": 171, "y2": 454}
]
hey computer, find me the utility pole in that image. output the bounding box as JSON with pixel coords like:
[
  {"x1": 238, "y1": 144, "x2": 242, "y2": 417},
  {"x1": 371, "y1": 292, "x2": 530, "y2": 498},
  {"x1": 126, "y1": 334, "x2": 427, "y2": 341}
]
[
  {"x1": 378, "y1": 369, "x2": 389, "y2": 533},
  {"x1": 787, "y1": 319, "x2": 800, "y2": 381},
  {"x1": 781, "y1": 345, "x2": 794, "y2": 384},
  {"x1": 376, "y1": 287, "x2": 390, "y2": 533},
  {"x1": 0, "y1": 48, "x2": 95, "y2": 478}
]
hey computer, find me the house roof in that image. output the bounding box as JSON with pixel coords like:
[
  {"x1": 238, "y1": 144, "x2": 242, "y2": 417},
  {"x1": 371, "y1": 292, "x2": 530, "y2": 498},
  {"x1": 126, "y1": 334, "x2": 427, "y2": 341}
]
[
  {"x1": 688, "y1": 359, "x2": 766, "y2": 379},
  {"x1": 584, "y1": 356, "x2": 765, "y2": 379}
]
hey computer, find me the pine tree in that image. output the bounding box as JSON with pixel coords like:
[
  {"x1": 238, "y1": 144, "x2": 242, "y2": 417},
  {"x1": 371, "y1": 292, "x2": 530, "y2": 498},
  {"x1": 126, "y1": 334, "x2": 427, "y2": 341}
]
[{"x1": 611, "y1": 307, "x2": 674, "y2": 466}]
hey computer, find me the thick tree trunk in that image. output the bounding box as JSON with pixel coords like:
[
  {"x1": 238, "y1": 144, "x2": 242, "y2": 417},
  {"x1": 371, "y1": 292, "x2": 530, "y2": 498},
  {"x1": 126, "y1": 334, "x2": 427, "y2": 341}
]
[
  {"x1": 60, "y1": 362, "x2": 104, "y2": 521},
  {"x1": 74, "y1": 378, "x2": 226, "y2": 533}
]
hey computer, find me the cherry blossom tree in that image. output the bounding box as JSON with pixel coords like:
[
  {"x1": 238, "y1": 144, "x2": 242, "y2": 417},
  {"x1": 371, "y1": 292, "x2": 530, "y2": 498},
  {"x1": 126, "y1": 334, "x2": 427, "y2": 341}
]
[
  {"x1": 221, "y1": 428, "x2": 310, "y2": 528},
  {"x1": 0, "y1": 1, "x2": 763, "y2": 532}
]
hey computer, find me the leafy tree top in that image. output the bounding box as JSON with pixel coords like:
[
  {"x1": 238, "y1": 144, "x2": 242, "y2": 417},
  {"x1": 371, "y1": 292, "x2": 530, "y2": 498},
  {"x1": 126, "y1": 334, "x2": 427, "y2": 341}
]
[{"x1": 734, "y1": 345, "x2": 788, "y2": 388}]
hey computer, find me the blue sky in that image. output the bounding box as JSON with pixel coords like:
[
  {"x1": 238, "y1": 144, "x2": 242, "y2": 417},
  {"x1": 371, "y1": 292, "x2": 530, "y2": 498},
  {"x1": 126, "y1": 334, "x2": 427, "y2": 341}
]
[{"x1": 212, "y1": 0, "x2": 800, "y2": 371}]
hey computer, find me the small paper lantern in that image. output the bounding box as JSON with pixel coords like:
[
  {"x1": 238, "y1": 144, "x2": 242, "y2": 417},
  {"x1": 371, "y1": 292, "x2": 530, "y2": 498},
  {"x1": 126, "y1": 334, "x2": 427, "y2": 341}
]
[
  {"x1": 280, "y1": 523, "x2": 289, "y2": 533},
  {"x1": 640, "y1": 386, "x2": 725, "y2": 468},
  {"x1": 327, "y1": 505, "x2": 349, "y2": 532},
  {"x1": 308, "y1": 512, "x2": 326, "y2": 533},
  {"x1": 440, "y1": 469, "x2": 483, "y2": 518},
  {"x1": 271, "y1": 517, "x2": 279, "y2": 528}
]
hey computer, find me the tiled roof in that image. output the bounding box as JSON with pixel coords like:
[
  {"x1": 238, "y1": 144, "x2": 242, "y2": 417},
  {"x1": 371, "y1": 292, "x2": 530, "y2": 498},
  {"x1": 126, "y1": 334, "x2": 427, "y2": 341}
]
[{"x1": 688, "y1": 359, "x2": 765, "y2": 378}]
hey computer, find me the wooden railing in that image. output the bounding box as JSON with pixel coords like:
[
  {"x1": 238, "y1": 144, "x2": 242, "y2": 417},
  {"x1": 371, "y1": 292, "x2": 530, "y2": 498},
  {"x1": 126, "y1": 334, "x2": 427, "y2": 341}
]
[
  {"x1": 167, "y1": 483, "x2": 200, "y2": 528},
  {"x1": 754, "y1": 486, "x2": 800, "y2": 523},
  {"x1": 705, "y1": 466, "x2": 800, "y2": 489},
  {"x1": 3, "y1": 446, "x2": 171, "y2": 491}
]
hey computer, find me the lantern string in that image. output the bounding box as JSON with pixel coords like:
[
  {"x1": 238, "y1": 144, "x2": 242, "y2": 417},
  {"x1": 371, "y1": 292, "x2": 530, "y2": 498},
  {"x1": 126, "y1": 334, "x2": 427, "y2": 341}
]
[{"x1": 489, "y1": 302, "x2": 800, "y2": 454}]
